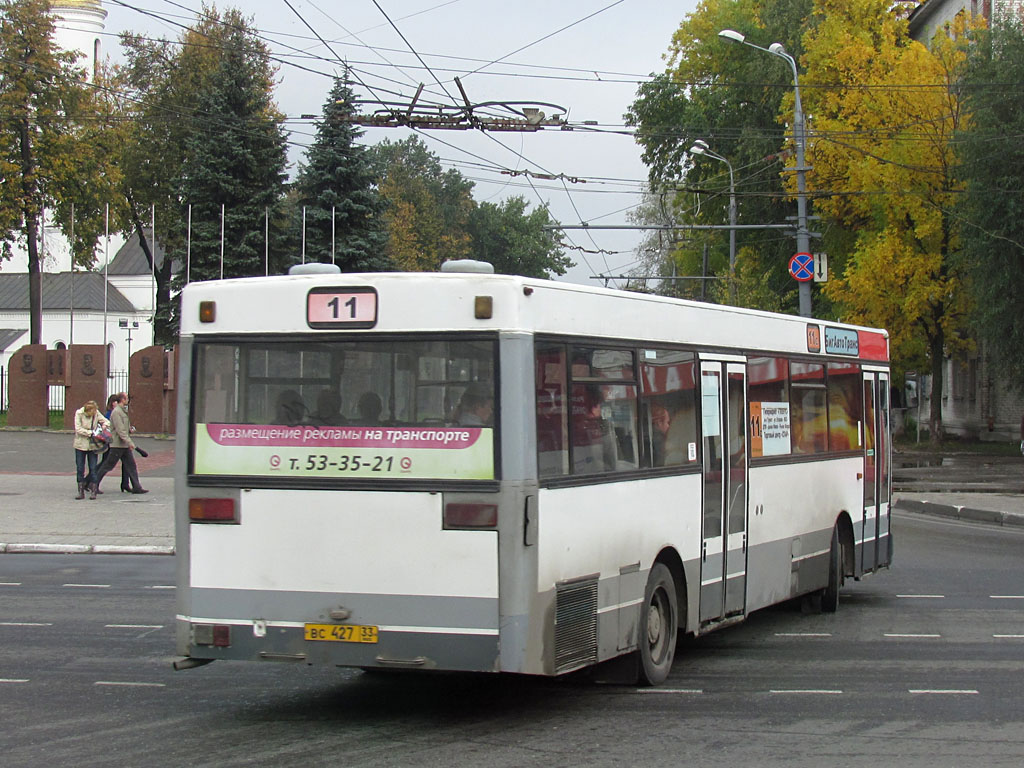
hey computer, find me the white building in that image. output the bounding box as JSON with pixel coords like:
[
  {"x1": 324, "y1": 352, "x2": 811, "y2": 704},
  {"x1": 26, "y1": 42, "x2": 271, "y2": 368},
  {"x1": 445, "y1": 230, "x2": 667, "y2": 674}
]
[{"x1": 0, "y1": 232, "x2": 159, "y2": 377}]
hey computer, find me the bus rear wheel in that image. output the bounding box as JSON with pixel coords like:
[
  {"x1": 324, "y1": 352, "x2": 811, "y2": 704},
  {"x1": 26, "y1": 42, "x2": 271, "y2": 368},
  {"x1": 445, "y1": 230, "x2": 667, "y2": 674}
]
[
  {"x1": 638, "y1": 563, "x2": 678, "y2": 686},
  {"x1": 821, "y1": 526, "x2": 842, "y2": 613}
]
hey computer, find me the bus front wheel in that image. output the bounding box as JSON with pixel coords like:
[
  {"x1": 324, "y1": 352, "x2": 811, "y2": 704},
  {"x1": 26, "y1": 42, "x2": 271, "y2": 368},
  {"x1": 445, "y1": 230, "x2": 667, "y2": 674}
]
[{"x1": 638, "y1": 563, "x2": 678, "y2": 686}]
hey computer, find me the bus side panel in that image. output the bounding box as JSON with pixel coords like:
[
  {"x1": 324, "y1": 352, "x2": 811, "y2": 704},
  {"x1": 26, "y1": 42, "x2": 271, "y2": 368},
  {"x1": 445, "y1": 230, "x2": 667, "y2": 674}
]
[
  {"x1": 746, "y1": 456, "x2": 862, "y2": 612},
  {"x1": 175, "y1": 337, "x2": 196, "y2": 658},
  {"x1": 180, "y1": 489, "x2": 500, "y2": 671},
  {"x1": 532, "y1": 474, "x2": 702, "y2": 675}
]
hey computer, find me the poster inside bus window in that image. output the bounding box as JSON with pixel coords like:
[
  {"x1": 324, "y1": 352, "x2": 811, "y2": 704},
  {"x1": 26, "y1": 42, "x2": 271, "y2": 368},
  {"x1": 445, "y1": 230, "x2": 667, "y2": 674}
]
[
  {"x1": 193, "y1": 423, "x2": 494, "y2": 480},
  {"x1": 749, "y1": 402, "x2": 792, "y2": 457}
]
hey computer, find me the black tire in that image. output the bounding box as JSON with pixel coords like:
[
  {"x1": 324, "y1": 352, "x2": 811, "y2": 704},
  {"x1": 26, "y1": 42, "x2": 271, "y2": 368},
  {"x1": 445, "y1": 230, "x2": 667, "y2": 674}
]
[
  {"x1": 822, "y1": 526, "x2": 842, "y2": 613},
  {"x1": 638, "y1": 563, "x2": 678, "y2": 686}
]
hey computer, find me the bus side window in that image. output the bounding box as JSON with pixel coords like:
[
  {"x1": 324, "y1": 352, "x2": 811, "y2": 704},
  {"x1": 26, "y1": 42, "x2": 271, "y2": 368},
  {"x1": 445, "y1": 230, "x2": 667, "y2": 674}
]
[{"x1": 535, "y1": 343, "x2": 569, "y2": 478}]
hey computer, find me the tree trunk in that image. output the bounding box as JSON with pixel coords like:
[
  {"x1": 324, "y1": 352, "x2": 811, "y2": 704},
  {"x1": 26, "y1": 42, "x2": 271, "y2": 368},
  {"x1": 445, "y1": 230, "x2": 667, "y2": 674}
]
[
  {"x1": 928, "y1": 330, "x2": 945, "y2": 446},
  {"x1": 19, "y1": 117, "x2": 42, "y2": 344}
]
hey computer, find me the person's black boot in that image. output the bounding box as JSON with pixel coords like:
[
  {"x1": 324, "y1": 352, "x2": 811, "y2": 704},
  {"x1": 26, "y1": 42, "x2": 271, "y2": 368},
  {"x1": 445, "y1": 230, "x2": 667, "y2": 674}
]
[{"x1": 75, "y1": 482, "x2": 85, "y2": 500}]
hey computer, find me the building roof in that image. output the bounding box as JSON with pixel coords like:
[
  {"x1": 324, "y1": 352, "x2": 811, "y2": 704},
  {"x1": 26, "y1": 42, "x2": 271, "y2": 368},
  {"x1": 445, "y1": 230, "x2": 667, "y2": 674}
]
[
  {"x1": 107, "y1": 228, "x2": 168, "y2": 276},
  {"x1": 0, "y1": 328, "x2": 27, "y2": 353},
  {"x1": 0, "y1": 272, "x2": 137, "y2": 313}
]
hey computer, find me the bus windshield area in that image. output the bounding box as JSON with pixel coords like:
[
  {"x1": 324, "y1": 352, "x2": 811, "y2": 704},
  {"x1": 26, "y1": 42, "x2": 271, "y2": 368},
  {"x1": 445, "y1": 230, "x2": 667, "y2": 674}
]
[{"x1": 190, "y1": 337, "x2": 496, "y2": 481}]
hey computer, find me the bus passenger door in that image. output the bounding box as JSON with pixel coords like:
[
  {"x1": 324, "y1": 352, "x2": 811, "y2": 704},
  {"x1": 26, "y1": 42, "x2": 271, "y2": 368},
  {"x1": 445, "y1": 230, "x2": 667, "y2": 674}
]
[
  {"x1": 861, "y1": 372, "x2": 890, "y2": 572},
  {"x1": 700, "y1": 361, "x2": 750, "y2": 623},
  {"x1": 724, "y1": 364, "x2": 748, "y2": 616},
  {"x1": 699, "y1": 363, "x2": 725, "y2": 623}
]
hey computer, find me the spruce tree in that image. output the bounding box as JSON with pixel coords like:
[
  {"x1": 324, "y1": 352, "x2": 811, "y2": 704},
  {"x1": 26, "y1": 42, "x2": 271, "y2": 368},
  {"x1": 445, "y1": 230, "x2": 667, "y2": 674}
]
[
  {"x1": 294, "y1": 73, "x2": 389, "y2": 271},
  {"x1": 170, "y1": 17, "x2": 289, "y2": 289}
]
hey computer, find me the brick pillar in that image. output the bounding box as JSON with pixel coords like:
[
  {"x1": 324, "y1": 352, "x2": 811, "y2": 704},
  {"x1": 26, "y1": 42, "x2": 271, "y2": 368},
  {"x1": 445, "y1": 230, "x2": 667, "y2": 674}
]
[
  {"x1": 7, "y1": 344, "x2": 48, "y2": 427},
  {"x1": 64, "y1": 345, "x2": 108, "y2": 428},
  {"x1": 128, "y1": 345, "x2": 166, "y2": 433}
]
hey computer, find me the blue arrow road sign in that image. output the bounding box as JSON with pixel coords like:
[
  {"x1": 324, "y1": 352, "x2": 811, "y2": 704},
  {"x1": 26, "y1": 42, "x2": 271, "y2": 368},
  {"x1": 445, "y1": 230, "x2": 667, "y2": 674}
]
[{"x1": 789, "y1": 252, "x2": 814, "y2": 282}]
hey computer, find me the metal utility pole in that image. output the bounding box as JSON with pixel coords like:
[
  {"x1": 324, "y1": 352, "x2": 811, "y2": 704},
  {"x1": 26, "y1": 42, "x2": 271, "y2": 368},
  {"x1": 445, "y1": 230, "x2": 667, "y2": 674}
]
[{"x1": 719, "y1": 29, "x2": 813, "y2": 317}]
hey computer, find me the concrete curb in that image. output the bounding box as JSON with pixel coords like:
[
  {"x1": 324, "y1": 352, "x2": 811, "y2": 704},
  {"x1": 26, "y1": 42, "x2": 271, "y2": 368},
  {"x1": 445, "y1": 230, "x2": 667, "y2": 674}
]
[
  {"x1": 0, "y1": 543, "x2": 174, "y2": 555},
  {"x1": 894, "y1": 499, "x2": 1024, "y2": 528}
]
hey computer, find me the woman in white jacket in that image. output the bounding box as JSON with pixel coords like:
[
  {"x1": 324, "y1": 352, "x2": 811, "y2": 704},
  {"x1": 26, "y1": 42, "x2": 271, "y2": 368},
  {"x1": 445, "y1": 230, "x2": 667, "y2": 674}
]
[{"x1": 72, "y1": 400, "x2": 109, "y2": 500}]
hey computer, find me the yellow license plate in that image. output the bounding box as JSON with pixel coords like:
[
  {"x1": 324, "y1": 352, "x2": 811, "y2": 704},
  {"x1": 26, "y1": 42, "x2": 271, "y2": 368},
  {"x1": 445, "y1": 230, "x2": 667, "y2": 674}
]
[{"x1": 304, "y1": 623, "x2": 379, "y2": 643}]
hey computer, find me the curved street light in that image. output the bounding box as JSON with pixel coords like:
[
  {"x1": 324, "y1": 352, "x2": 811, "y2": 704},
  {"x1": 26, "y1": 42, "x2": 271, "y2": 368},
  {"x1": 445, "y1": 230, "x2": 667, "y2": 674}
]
[
  {"x1": 689, "y1": 140, "x2": 737, "y2": 281},
  {"x1": 718, "y1": 29, "x2": 812, "y2": 317}
]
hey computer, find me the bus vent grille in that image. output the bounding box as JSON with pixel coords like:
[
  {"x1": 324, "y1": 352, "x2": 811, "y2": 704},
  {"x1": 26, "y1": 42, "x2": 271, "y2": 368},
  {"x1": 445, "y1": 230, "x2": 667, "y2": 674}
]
[{"x1": 554, "y1": 578, "x2": 598, "y2": 673}]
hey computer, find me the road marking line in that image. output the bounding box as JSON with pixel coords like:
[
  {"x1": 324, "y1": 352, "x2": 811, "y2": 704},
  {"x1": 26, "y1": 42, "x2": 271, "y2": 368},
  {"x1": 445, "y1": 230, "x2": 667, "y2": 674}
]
[
  {"x1": 897, "y1": 594, "x2": 945, "y2": 599},
  {"x1": 909, "y1": 689, "x2": 978, "y2": 695},
  {"x1": 94, "y1": 681, "x2": 166, "y2": 688},
  {"x1": 0, "y1": 679, "x2": 30, "y2": 683},
  {"x1": 63, "y1": 584, "x2": 110, "y2": 589},
  {"x1": 769, "y1": 689, "x2": 843, "y2": 694},
  {"x1": 775, "y1": 632, "x2": 833, "y2": 637},
  {"x1": 0, "y1": 622, "x2": 53, "y2": 627},
  {"x1": 0, "y1": 582, "x2": 22, "y2": 586},
  {"x1": 884, "y1": 633, "x2": 941, "y2": 638},
  {"x1": 105, "y1": 624, "x2": 163, "y2": 629},
  {"x1": 636, "y1": 688, "x2": 703, "y2": 694},
  {"x1": 991, "y1": 595, "x2": 1024, "y2": 600},
  {"x1": 145, "y1": 585, "x2": 176, "y2": 590},
  {"x1": 993, "y1": 634, "x2": 1024, "y2": 639}
]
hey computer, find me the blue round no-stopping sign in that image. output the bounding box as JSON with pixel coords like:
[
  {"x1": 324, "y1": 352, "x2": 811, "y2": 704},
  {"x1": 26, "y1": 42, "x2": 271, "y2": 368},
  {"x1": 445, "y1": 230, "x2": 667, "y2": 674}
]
[{"x1": 788, "y1": 252, "x2": 814, "y2": 282}]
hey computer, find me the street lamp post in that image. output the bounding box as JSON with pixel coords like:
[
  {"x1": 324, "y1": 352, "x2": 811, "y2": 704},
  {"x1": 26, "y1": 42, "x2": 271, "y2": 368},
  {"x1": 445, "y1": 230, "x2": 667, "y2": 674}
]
[
  {"x1": 719, "y1": 29, "x2": 812, "y2": 317},
  {"x1": 689, "y1": 139, "x2": 736, "y2": 281}
]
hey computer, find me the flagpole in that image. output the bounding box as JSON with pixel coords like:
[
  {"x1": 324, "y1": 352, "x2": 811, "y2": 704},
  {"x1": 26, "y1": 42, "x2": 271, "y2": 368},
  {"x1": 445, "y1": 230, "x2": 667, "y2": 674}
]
[
  {"x1": 219, "y1": 203, "x2": 224, "y2": 280},
  {"x1": 103, "y1": 203, "x2": 109, "y2": 375},
  {"x1": 186, "y1": 204, "x2": 192, "y2": 284},
  {"x1": 150, "y1": 204, "x2": 156, "y2": 342},
  {"x1": 68, "y1": 203, "x2": 74, "y2": 345}
]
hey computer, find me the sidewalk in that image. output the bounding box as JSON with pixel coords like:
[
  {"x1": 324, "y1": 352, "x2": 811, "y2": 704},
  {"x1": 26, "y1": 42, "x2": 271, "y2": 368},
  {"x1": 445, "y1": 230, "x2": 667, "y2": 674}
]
[
  {"x1": 0, "y1": 428, "x2": 175, "y2": 554},
  {"x1": 1, "y1": 429, "x2": 1023, "y2": 554}
]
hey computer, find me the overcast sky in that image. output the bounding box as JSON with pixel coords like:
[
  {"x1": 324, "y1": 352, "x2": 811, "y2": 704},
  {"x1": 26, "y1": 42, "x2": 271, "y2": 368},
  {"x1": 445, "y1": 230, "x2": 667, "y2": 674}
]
[{"x1": 97, "y1": 0, "x2": 701, "y2": 286}]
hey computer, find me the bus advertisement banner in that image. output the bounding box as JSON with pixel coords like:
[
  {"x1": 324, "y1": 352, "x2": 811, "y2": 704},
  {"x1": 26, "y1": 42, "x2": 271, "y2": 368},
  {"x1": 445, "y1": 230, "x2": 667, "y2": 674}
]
[{"x1": 192, "y1": 423, "x2": 495, "y2": 479}]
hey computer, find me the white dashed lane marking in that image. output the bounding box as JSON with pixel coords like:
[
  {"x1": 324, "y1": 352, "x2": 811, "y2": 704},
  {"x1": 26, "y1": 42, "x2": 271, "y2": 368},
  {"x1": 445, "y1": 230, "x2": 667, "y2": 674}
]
[
  {"x1": 884, "y1": 633, "x2": 942, "y2": 639},
  {"x1": 94, "y1": 681, "x2": 166, "y2": 688},
  {"x1": 769, "y1": 689, "x2": 843, "y2": 695},
  {"x1": 0, "y1": 622, "x2": 53, "y2": 627},
  {"x1": 897, "y1": 594, "x2": 945, "y2": 599},
  {"x1": 909, "y1": 689, "x2": 979, "y2": 695},
  {"x1": 62, "y1": 584, "x2": 110, "y2": 589},
  {"x1": 0, "y1": 679, "x2": 30, "y2": 684},
  {"x1": 775, "y1": 632, "x2": 832, "y2": 637}
]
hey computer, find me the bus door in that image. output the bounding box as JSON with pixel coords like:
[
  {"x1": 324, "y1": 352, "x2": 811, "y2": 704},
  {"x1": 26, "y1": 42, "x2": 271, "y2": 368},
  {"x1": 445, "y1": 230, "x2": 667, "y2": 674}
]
[
  {"x1": 699, "y1": 362, "x2": 749, "y2": 623},
  {"x1": 861, "y1": 371, "x2": 891, "y2": 572}
]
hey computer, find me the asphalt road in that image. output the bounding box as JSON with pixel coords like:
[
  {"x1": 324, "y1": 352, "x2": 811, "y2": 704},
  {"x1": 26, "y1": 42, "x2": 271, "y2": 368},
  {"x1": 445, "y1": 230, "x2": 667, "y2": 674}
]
[{"x1": 3, "y1": 511, "x2": 1024, "y2": 767}]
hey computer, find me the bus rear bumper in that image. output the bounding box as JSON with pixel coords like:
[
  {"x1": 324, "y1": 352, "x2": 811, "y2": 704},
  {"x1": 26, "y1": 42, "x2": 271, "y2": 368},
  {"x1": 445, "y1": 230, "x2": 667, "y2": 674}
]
[{"x1": 176, "y1": 617, "x2": 501, "y2": 673}]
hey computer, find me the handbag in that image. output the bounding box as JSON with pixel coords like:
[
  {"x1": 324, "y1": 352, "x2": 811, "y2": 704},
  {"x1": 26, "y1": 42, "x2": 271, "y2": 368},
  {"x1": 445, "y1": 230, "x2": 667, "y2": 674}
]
[{"x1": 92, "y1": 424, "x2": 112, "y2": 446}]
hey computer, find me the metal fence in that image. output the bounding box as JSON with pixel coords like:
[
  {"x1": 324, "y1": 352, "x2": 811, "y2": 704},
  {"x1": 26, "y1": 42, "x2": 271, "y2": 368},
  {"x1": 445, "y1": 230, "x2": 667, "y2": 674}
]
[{"x1": 0, "y1": 368, "x2": 129, "y2": 414}]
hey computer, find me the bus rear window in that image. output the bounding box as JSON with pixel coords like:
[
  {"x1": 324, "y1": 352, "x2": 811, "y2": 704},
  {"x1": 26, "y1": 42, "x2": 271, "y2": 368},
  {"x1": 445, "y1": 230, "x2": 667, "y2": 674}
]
[{"x1": 191, "y1": 338, "x2": 496, "y2": 481}]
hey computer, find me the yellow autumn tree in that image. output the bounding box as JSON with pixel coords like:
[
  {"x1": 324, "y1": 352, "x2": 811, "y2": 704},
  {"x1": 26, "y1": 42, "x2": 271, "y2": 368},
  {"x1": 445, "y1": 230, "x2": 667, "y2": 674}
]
[{"x1": 796, "y1": 0, "x2": 977, "y2": 441}]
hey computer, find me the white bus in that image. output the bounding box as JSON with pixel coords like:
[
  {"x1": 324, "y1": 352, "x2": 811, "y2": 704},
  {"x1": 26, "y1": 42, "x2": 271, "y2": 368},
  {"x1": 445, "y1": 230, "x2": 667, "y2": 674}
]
[{"x1": 174, "y1": 261, "x2": 892, "y2": 685}]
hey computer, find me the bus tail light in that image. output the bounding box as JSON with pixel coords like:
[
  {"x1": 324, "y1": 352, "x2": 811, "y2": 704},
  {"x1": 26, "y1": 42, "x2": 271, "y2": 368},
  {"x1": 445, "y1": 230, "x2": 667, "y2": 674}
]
[
  {"x1": 192, "y1": 623, "x2": 231, "y2": 647},
  {"x1": 444, "y1": 502, "x2": 498, "y2": 529},
  {"x1": 189, "y1": 498, "x2": 236, "y2": 523}
]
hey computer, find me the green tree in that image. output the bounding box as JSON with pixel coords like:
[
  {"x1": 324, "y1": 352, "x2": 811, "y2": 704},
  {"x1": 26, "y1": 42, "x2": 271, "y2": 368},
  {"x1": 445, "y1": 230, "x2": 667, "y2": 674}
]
[
  {"x1": 801, "y1": 0, "x2": 973, "y2": 441},
  {"x1": 294, "y1": 73, "x2": 389, "y2": 271},
  {"x1": 956, "y1": 18, "x2": 1024, "y2": 391},
  {"x1": 370, "y1": 136, "x2": 474, "y2": 271},
  {"x1": 116, "y1": 5, "x2": 289, "y2": 341},
  {"x1": 467, "y1": 196, "x2": 571, "y2": 278},
  {"x1": 0, "y1": 0, "x2": 119, "y2": 343},
  {"x1": 173, "y1": 23, "x2": 289, "y2": 287},
  {"x1": 625, "y1": 0, "x2": 814, "y2": 310}
]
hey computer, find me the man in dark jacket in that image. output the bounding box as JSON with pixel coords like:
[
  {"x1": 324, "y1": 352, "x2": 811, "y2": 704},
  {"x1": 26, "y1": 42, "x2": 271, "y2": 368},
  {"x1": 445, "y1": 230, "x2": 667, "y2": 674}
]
[{"x1": 93, "y1": 392, "x2": 148, "y2": 496}]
